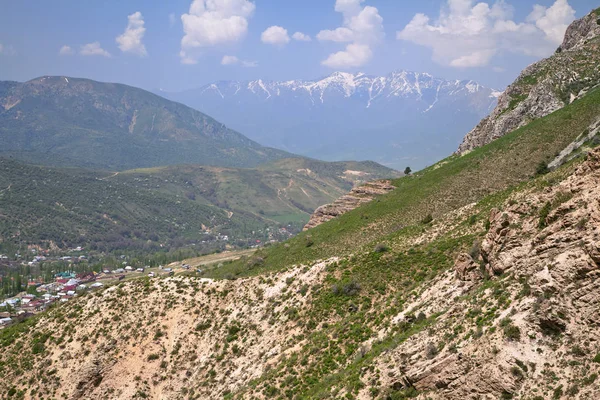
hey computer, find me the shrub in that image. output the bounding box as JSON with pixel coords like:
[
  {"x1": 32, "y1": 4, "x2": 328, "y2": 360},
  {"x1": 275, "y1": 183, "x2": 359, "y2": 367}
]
[
  {"x1": 147, "y1": 353, "x2": 159, "y2": 361},
  {"x1": 404, "y1": 167, "x2": 412, "y2": 175},
  {"x1": 421, "y1": 214, "x2": 433, "y2": 224},
  {"x1": 535, "y1": 161, "x2": 550, "y2": 176},
  {"x1": 538, "y1": 202, "x2": 551, "y2": 229},
  {"x1": 332, "y1": 281, "x2": 361, "y2": 297},
  {"x1": 510, "y1": 366, "x2": 523, "y2": 379},
  {"x1": 593, "y1": 352, "x2": 600, "y2": 363},
  {"x1": 501, "y1": 319, "x2": 521, "y2": 341},
  {"x1": 374, "y1": 243, "x2": 389, "y2": 253}
]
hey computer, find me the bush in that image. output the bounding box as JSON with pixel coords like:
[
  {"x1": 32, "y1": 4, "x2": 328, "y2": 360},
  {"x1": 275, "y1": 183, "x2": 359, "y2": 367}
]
[
  {"x1": 535, "y1": 160, "x2": 550, "y2": 176},
  {"x1": 374, "y1": 243, "x2": 389, "y2": 253},
  {"x1": 421, "y1": 214, "x2": 433, "y2": 224},
  {"x1": 147, "y1": 353, "x2": 159, "y2": 361},
  {"x1": 538, "y1": 202, "x2": 551, "y2": 229},
  {"x1": 501, "y1": 318, "x2": 521, "y2": 341},
  {"x1": 593, "y1": 352, "x2": 600, "y2": 363},
  {"x1": 332, "y1": 281, "x2": 361, "y2": 297}
]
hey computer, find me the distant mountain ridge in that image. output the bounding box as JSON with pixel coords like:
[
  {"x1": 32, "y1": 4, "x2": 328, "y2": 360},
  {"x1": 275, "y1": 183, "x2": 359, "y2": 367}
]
[
  {"x1": 0, "y1": 76, "x2": 292, "y2": 170},
  {"x1": 160, "y1": 70, "x2": 500, "y2": 169}
]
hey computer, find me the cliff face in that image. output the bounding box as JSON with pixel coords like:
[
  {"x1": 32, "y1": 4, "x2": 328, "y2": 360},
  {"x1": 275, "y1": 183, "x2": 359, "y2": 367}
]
[
  {"x1": 457, "y1": 10, "x2": 600, "y2": 154},
  {"x1": 303, "y1": 180, "x2": 396, "y2": 230}
]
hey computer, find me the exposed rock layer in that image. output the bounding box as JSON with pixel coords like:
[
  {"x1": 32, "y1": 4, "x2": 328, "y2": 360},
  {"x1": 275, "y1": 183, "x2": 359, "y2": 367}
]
[
  {"x1": 457, "y1": 10, "x2": 600, "y2": 154},
  {"x1": 303, "y1": 180, "x2": 396, "y2": 230}
]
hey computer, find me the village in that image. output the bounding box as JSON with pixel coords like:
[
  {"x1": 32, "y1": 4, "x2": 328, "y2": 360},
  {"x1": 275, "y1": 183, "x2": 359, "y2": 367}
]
[{"x1": 0, "y1": 264, "x2": 186, "y2": 329}]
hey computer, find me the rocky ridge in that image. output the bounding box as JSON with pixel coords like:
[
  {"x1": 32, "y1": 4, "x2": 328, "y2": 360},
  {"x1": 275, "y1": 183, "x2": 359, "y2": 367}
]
[
  {"x1": 303, "y1": 180, "x2": 396, "y2": 230},
  {"x1": 457, "y1": 9, "x2": 600, "y2": 154}
]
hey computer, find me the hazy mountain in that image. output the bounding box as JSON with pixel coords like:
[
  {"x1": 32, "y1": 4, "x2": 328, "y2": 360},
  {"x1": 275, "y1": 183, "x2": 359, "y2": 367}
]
[
  {"x1": 0, "y1": 76, "x2": 292, "y2": 170},
  {"x1": 160, "y1": 70, "x2": 501, "y2": 169}
]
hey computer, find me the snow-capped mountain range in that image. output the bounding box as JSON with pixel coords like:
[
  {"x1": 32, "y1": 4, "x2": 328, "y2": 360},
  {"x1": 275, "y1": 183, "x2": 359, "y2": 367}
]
[{"x1": 160, "y1": 71, "x2": 501, "y2": 170}]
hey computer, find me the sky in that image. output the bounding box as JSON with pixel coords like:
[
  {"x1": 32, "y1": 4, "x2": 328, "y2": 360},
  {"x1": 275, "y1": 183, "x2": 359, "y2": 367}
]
[{"x1": 0, "y1": 0, "x2": 597, "y2": 92}]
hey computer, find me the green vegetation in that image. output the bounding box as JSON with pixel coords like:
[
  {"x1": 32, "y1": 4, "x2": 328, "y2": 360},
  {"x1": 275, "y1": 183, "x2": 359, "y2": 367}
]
[
  {"x1": 0, "y1": 76, "x2": 291, "y2": 170},
  {"x1": 207, "y1": 87, "x2": 600, "y2": 279},
  {"x1": 0, "y1": 156, "x2": 395, "y2": 252}
]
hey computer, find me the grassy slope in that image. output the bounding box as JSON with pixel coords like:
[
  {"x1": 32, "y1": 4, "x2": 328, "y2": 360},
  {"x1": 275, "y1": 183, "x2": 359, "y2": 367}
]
[
  {"x1": 208, "y1": 86, "x2": 600, "y2": 278},
  {"x1": 116, "y1": 158, "x2": 399, "y2": 226}
]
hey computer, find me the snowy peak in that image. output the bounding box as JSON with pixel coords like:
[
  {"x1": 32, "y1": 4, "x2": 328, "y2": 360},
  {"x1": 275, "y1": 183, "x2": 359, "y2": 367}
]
[{"x1": 192, "y1": 70, "x2": 497, "y2": 109}]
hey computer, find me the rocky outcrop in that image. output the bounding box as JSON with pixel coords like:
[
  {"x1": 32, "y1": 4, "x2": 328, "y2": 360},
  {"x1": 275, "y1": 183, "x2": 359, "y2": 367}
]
[
  {"x1": 303, "y1": 180, "x2": 396, "y2": 230},
  {"x1": 457, "y1": 10, "x2": 600, "y2": 154}
]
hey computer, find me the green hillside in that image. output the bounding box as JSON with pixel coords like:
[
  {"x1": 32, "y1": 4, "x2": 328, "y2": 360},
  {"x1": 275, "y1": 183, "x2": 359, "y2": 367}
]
[
  {"x1": 0, "y1": 76, "x2": 291, "y2": 170},
  {"x1": 209, "y1": 85, "x2": 600, "y2": 278},
  {"x1": 0, "y1": 157, "x2": 396, "y2": 253}
]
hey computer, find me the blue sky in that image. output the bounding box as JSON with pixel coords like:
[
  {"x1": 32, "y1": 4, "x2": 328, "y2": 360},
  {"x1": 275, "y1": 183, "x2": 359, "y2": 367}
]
[{"x1": 0, "y1": 0, "x2": 597, "y2": 91}]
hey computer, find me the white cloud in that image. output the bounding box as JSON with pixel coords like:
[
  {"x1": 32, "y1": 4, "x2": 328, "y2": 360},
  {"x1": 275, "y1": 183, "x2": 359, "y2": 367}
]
[
  {"x1": 180, "y1": 0, "x2": 255, "y2": 64},
  {"x1": 116, "y1": 12, "x2": 147, "y2": 56},
  {"x1": 397, "y1": 0, "x2": 576, "y2": 68},
  {"x1": 59, "y1": 45, "x2": 74, "y2": 55},
  {"x1": 317, "y1": 27, "x2": 354, "y2": 42},
  {"x1": 292, "y1": 32, "x2": 311, "y2": 42},
  {"x1": 261, "y1": 26, "x2": 290, "y2": 46},
  {"x1": 221, "y1": 55, "x2": 257, "y2": 67},
  {"x1": 322, "y1": 43, "x2": 372, "y2": 68},
  {"x1": 318, "y1": 0, "x2": 383, "y2": 69},
  {"x1": 221, "y1": 55, "x2": 239, "y2": 65},
  {"x1": 242, "y1": 60, "x2": 258, "y2": 67},
  {"x1": 80, "y1": 42, "x2": 111, "y2": 57}
]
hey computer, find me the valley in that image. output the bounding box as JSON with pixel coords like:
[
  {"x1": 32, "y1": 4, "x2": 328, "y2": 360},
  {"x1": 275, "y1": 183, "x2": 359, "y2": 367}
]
[{"x1": 1, "y1": 4, "x2": 600, "y2": 400}]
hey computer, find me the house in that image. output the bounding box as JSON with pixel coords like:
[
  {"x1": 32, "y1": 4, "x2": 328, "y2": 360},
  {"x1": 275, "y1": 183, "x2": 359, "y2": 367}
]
[
  {"x1": 114, "y1": 268, "x2": 125, "y2": 274},
  {"x1": 125, "y1": 266, "x2": 133, "y2": 272},
  {"x1": 148, "y1": 272, "x2": 155, "y2": 277},
  {"x1": 103, "y1": 269, "x2": 111, "y2": 274},
  {"x1": 66, "y1": 290, "x2": 76, "y2": 296},
  {"x1": 136, "y1": 268, "x2": 145, "y2": 272},
  {"x1": 90, "y1": 282, "x2": 104, "y2": 288},
  {"x1": 0, "y1": 317, "x2": 13, "y2": 326}
]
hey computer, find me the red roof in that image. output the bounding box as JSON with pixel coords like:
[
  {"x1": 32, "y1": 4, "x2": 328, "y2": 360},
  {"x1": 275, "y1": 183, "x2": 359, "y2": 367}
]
[{"x1": 56, "y1": 278, "x2": 69, "y2": 284}]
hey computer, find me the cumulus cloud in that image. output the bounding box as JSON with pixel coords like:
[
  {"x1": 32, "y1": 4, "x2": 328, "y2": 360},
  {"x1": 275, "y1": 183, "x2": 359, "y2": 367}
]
[
  {"x1": 292, "y1": 32, "x2": 311, "y2": 42},
  {"x1": 221, "y1": 55, "x2": 257, "y2": 67},
  {"x1": 59, "y1": 45, "x2": 74, "y2": 55},
  {"x1": 261, "y1": 26, "x2": 290, "y2": 46},
  {"x1": 116, "y1": 12, "x2": 147, "y2": 56},
  {"x1": 318, "y1": 0, "x2": 384, "y2": 69},
  {"x1": 80, "y1": 42, "x2": 111, "y2": 57},
  {"x1": 397, "y1": 0, "x2": 576, "y2": 68},
  {"x1": 180, "y1": 0, "x2": 255, "y2": 64}
]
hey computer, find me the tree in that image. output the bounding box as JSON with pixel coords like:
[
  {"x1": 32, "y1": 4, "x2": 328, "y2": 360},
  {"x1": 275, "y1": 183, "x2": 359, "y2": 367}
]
[{"x1": 404, "y1": 167, "x2": 412, "y2": 175}]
